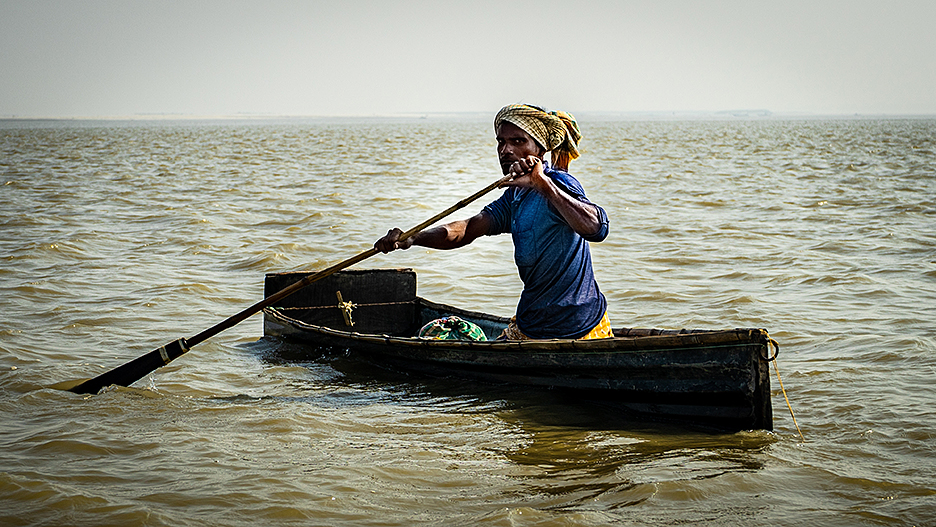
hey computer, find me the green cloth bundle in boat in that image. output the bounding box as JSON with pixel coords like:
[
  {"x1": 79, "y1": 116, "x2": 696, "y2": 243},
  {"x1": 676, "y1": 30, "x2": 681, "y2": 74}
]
[{"x1": 418, "y1": 316, "x2": 487, "y2": 341}]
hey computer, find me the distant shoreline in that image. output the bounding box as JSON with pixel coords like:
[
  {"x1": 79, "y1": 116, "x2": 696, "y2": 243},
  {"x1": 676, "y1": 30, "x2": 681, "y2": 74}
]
[{"x1": 2, "y1": 111, "x2": 934, "y2": 124}]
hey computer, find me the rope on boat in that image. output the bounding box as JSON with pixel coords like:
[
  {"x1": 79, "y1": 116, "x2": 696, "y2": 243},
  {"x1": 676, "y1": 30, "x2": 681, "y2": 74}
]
[
  {"x1": 767, "y1": 337, "x2": 805, "y2": 441},
  {"x1": 336, "y1": 291, "x2": 356, "y2": 327},
  {"x1": 272, "y1": 300, "x2": 417, "y2": 311}
]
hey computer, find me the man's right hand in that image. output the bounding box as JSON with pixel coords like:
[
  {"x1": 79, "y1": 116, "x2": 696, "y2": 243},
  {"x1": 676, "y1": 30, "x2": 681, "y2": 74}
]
[{"x1": 374, "y1": 227, "x2": 414, "y2": 253}]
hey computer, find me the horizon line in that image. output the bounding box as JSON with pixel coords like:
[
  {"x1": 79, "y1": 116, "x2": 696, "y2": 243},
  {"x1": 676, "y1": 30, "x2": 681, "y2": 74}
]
[{"x1": 3, "y1": 110, "x2": 935, "y2": 121}]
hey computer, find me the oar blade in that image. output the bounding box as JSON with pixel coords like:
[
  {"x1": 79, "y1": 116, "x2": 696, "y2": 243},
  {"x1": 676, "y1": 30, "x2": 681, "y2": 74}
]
[{"x1": 68, "y1": 338, "x2": 189, "y2": 394}]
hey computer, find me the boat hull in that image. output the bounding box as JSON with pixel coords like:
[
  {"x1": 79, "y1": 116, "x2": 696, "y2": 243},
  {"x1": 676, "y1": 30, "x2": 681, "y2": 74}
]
[{"x1": 262, "y1": 269, "x2": 774, "y2": 430}]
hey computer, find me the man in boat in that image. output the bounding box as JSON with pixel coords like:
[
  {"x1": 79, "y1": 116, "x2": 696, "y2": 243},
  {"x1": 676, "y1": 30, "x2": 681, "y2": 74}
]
[{"x1": 375, "y1": 104, "x2": 611, "y2": 340}]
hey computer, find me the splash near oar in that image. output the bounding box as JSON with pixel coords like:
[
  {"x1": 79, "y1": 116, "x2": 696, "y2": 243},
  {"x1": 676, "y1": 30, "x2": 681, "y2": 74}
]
[{"x1": 64, "y1": 173, "x2": 513, "y2": 395}]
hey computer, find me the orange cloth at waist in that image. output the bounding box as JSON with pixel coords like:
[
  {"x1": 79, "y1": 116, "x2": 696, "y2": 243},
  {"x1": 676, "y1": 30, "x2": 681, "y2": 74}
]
[{"x1": 497, "y1": 312, "x2": 613, "y2": 340}]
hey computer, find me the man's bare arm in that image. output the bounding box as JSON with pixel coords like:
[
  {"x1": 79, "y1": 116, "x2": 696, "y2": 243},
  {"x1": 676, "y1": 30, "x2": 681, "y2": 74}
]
[
  {"x1": 375, "y1": 212, "x2": 492, "y2": 253},
  {"x1": 503, "y1": 156, "x2": 603, "y2": 237}
]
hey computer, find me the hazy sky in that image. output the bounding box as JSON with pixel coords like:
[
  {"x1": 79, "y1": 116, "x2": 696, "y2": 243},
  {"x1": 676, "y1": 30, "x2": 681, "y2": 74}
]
[{"x1": 2, "y1": 0, "x2": 934, "y2": 118}]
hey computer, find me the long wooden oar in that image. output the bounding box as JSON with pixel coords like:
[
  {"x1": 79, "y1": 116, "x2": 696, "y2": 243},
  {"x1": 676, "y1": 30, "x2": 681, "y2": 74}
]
[{"x1": 66, "y1": 173, "x2": 513, "y2": 395}]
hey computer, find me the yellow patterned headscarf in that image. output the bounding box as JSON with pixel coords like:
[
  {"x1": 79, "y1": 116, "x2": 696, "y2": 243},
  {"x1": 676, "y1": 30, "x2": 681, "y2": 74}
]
[{"x1": 494, "y1": 104, "x2": 582, "y2": 171}]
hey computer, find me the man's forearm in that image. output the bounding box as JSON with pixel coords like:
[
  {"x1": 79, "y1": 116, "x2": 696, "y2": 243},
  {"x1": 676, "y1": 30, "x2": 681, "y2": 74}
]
[
  {"x1": 412, "y1": 221, "x2": 471, "y2": 250},
  {"x1": 539, "y1": 179, "x2": 603, "y2": 237}
]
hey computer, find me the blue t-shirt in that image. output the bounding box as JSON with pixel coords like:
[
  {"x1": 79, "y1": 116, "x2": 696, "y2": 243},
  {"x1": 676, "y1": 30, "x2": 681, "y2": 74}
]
[{"x1": 482, "y1": 166, "x2": 609, "y2": 339}]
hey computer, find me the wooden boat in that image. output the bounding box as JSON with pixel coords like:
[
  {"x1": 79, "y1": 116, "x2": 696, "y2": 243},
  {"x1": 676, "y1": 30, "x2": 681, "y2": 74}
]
[{"x1": 262, "y1": 269, "x2": 775, "y2": 431}]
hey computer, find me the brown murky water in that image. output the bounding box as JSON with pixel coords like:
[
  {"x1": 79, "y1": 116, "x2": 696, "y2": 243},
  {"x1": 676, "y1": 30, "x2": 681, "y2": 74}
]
[{"x1": 2, "y1": 116, "x2": 934, "y2": 525}]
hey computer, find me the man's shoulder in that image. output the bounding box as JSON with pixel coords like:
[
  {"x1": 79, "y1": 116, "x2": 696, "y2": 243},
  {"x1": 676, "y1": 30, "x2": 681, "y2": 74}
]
[{"x1": 545, "y1": 166, "x2": 587, "y2": 198}]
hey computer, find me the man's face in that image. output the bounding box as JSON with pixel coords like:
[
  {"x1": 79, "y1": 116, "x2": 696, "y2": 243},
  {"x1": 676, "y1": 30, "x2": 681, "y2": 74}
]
[{"x1": 496, "y1": 122, "x2": 545, "y2": 175}]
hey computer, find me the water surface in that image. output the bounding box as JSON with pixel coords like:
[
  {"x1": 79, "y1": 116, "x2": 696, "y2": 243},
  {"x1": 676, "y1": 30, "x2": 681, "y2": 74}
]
[{"x1": 1, "y1": 116, "x2": 934, "y2": 525}]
